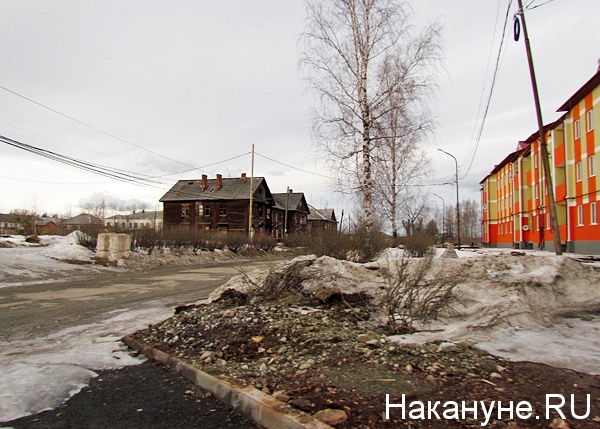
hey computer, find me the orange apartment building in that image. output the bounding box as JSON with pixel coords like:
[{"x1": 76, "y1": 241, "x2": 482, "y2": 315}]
[{"x1": 481, "y1": 65, "x2": 599, "y2": 254}]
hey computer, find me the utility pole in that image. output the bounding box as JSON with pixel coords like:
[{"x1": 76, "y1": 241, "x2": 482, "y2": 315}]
[
  {"x1": 438, "y1": 148, "x2": 460, "y2": 249},
  {"x1": 248, "y1": 144, "x2": 255, "y2": 242},
  {"x1": 515, "y1": 0, "x2": 562, "y2": 255},
  {"x1": 284, "y1": 186, "x2": 290, "y2": 240},
  {"x1": 434, "y1": 193, "x2": 445, "y2": 245}
]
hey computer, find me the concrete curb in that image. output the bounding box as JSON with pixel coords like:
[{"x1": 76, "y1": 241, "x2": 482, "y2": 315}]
[{"x1": 122, "y1": 335, "x2": 333, "y2": 429}]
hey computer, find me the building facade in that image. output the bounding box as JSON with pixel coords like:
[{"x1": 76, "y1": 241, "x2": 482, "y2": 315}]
[
  {"x1": 481, "y1": 66, "x2": 599, "y2": 254},
  {"x1": 160, "y1": 174, "x2": 275, "y2": 235}
]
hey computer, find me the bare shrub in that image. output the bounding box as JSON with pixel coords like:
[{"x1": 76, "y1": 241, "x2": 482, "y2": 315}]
[
  {"x1": 130, "y1": 228, "x2": 278, "y2": 255},
  {"x1": 287, "y1": 223, "x2": 388, "y2": 263},
  {"x1": 380, "y1": 251, "x2": 458, "y2": 334},
  {"x1": 401, "y1": 232, "x2": 434, "y2": 257},
  {"x1": 74, "y1": 230, "x2": 97, "y2": 251}
]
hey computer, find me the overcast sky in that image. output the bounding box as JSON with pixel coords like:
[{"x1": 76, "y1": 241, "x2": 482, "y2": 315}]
[{"x1": 1, "y1": 0, "x2": 599, "y2": 221}]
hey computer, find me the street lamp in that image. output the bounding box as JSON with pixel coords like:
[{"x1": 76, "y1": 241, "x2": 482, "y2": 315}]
[
  {"x1": 438, "y1": 148, "x2": 460, "y2": 249},
  {"x1": 433, "y1": 193, "x2": 445, "y2": 245}
]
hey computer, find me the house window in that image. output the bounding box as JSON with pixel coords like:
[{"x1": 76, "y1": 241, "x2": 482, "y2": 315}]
[
  {"x1": 587, "y1": 109, "x2": 594, "y2": 132},
  {"x1": 574, "y1": 118, "x2": 581, "y2": 140},
  {"x1": 204, "y1": 205, "x2": 211, "y2": 216},
  {"x1": 576, "y1": 161, "x2": 582, "y2": 182},
  {"x1": 589, "y1": 154, "x2": 596, "y2": 177},
  {"x1": 591, "y1": 202, "x2": 598, "y2": 225},
  {"x1": 577, "y1": 205, "x2": 584, "y2": 226},
  {"x1": 219, "y1": 204, "x2": 227, "y2": 216},
  {"x1": 198, "y1": 204, "x2": 203, "y2": 216},
  {"x1": 181, "y1": 205, "x2": 190, "y2": 217}
]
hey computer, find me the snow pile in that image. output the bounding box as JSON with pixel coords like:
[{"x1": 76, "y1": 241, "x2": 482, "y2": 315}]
[
  {"x1": 0, "y1": 233, "x2": 118, "y2": 288},
  {"x1": 206, "y1": 254, "x2": 384, "y2": 303},
  {"x1": 207, "y1": 252, "x2": 600, "y2": 374},
  {"x1": 0, "y1": 306, "x2": 174, "y2": 422}
]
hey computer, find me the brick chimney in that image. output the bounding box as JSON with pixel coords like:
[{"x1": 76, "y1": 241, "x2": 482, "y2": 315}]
[
  {"x1": 216, "y1": 174, "x2": 222, "y2": 191},
  {"x1": 241, "y1": 173, "x2": 247, "y2": 183},
  {"x1": 201, "y1": 174, "x2": 207, "y2": 191}
]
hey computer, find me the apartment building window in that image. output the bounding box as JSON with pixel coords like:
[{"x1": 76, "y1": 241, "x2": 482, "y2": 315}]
[
  {"x1": 546, "y1": 213, "x2": 551, "y2": 230},
  {"x1": 590, "y1": 154, "x2": 596, "y2": 177},
  {"x1": 587, "y1": 109, "x2": 594, "y2": 132},
  {"x1": 535, "y1": 183, "x2": 540, "y2": 199},
  {"x1": 574, "y1": 118, "x2": 581, "y2": 140},
  {"x1": 576, "y1": 161, "x2": 582, "y2": 182},
  {"x1": 534, "y1": 155, "x2": 538, "y2": 169},
  {"x1": 591, "y1": 202, "x2": 598, "y2": 225},
  {"x1": 577, "y1": 205, "x2": 584, "y2": 226}
]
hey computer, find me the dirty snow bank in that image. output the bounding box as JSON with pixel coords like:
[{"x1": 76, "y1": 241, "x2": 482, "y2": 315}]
[
  {"x1": 0, "y1": 234, "x2": 119, "y2": 288},
  {"x1": 207, "y1": 252, "x2": 600, "y2": 373}
]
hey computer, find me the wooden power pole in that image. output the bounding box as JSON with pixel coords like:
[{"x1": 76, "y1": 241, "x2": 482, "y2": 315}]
[{"x1": 515, "y1": 0, "x2": 562, "y2": 255}]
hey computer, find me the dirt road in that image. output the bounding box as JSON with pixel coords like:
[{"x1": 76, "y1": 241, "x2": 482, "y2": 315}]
[
  {"x1": 0, "y1": 258, "x2": 281, "y2": 424},
  {"x1": 0, "y1": 260, "x2": 274, "y2": 341}
]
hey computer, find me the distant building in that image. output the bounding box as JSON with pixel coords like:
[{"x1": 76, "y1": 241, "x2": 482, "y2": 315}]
[
  {"x1": 36, "y1": 217, "x2": 62, "y2": 235},
  {"x1": 105, "y1": 210, "x2": 163, "y2": 231},
  {"x1": 307, "y1": 204, "x2": 338, "y2": 232},
  {"x1": 160, "y1": 174, "x2": 274, "y2": 235},
  {"x1": 481, "y1": 63, "x2": 599, "y2": 254},
  {"x1": 63, "y1": 214, "x2": 104, "y2": 233},
  {"x1": 272, "y1": 191, "x2": 309, "y2": 239},
  {"x1": 0, "y1": 213, "x2": 27, "y2": 235}
]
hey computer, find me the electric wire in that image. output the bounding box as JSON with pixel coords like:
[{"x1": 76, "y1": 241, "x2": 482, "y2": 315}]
[
  {"x1": 0, "y1": 134, "x2": 166, "y2": 190},
  {"x1": 460, "y1": 0, "x2": 513, "y2": 180},
  {"x1": 0, "y1": 120, "x2": 163, "y2": 178},
  {"x1": 464, "y1": 0, "x2": 504, "y2": 168},
  {"x1": 526, "y1": 0, "x2": 556, "y2": 10},
  {"x1": 0, "y1": 84, "x2": 196, "y2": 170}
]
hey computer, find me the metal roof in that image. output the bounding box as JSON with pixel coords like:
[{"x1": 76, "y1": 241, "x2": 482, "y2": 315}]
[{"x1": 159, "y1": 177, "x2": 274, "y2": 205}]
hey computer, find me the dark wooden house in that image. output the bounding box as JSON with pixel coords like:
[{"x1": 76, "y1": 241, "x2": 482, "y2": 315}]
[
  {"x1": 307, "y1": 204, "x2": 338, "y2": 231},
  {"x1": 160, "y1": 174, "x2": 275, "y2": 234},
  {"x1": 272, "y1": 192, "x2": 309, "y2": 239}
]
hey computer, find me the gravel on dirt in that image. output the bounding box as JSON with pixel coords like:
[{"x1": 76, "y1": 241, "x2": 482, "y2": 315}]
[{"x1": 130, "y1": 286, "x2": 600, "y2": 428}]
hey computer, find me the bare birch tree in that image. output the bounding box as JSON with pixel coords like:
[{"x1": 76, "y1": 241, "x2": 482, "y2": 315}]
[{"x1": 300, "y1": 0, "x2": 442, "y2": 234}]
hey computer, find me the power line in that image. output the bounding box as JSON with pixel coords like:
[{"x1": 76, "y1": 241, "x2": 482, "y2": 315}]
[
  {"x1": 157, "y1": 152, "x2": 252, "y2": 178},
  {"x1": 0, "y1": 119, "x2": 163, "y2": 178},
  {"x1": 460, "y1": 0, "x2": 513, "y2": 180},
  {"x1": 526, "y1": 0, "x2": 556, "y2": 10},
  {"x1": 0, "y1": 174, "x2": 116, "y2": 185},
  {"x1": 0, "y1": 134, "x2": 166, "y2": 191},
  {"x1": 0, "y1": 84, "x2": 196, "y2": 170},
  {"x1": 464, "y1": 0, "x2": 504, "y2": 167},
  {"x1": 255, "y1": 151, "x2": 332, "y2": 179}
]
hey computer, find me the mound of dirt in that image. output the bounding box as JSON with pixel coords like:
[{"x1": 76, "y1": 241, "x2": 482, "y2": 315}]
[{"x1": 130, "y1": 253, "x2": 600, "y2": 428}]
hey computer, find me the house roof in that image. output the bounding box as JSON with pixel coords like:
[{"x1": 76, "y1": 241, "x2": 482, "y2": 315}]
[
  {"x1": 37, "y1": 217, "x2": 61, "y2": 226},
  {"x1": 159, "y1": 176, "x2": 274, "y2": 205},
  {"x1": 557, "y1": 66, "x2": 600, "y2": 112},
  {"x1": 63, "y1": 214, "x2": 103, "y2": 225},
  {"x1": 272, "y1": 193, "x2": 309, "y2": 213},
  {"x1": 479, "y1": 116, "x2": 566, "y2": 185},
  {"x1": 0, "y1": 213, "x2": 36, "y2": 223},
  {"x1": 107, "y1": 211, "x2": 162, "y2": 221},
  {"x1": 307, "y1": 204, "x2": 337, "y2": 223}
]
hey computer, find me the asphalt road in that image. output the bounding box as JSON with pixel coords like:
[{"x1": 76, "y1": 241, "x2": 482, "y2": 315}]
[
  {"x1": 0, "y1": 258, "x2": 286, "y2": 428},
  {"x1": 0, "y1": 259, "x2": 276, "y2": 341},
  {"x1": 5, "y1": 360, "x2": 262, "y2": 429}
]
